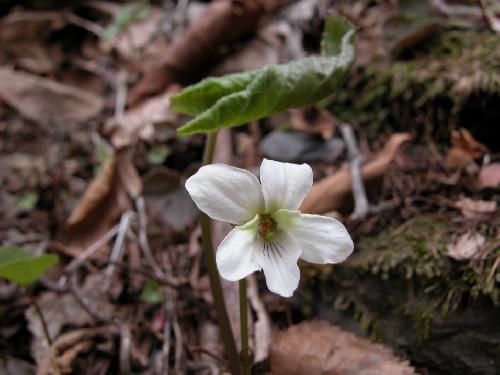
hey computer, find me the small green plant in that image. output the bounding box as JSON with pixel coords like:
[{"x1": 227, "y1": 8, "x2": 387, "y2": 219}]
[{"x1": 0, "y1": 245, "x2": 58, "y2": 286}]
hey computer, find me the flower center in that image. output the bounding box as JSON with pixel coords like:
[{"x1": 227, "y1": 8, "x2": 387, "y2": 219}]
[{"x1": 257, "y1": 214, "x2": 278, "y2": 241}]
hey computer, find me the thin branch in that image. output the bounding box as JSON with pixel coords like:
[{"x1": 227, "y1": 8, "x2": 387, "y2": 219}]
[
  {"x1": 103, "y1": 211, "x2": 134, "y2": 290},
  {"x1": 340, "y1": 123, "x2": 369, "y2": 220}
]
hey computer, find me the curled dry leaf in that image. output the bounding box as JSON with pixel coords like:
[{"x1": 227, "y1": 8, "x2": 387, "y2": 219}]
[
  {"x1": 64, "y1": 148, "x2": 141, "y2": 249},
  {"x1": 445, "y1": 128, "x2": 488, "y2": 169},
  {"x1": 0, "y1": 68, "x2": 104, "y2": 127},
  {"x1": 38, "y1": 326, "x2": 117, "y2": 375},
  {"x1": 447, "y1": 232, "x2": 486, "y2": 261},
  {"x1": 300, "y1": 133, "x2": 411, "y2": 214},
  {"x1": 271, "y1": 320, "x2": 416, "y2": 375},
  {"x1": 128, "y1": 0, "x2": 279, "y2": 105},
  {"x1": 455, "y1": 198, "x2": 497, "y2": 220},
  {"x1": 26, "y1": 274, "x2": 116, "y2": 368},
  {"x1": 104, "y1": 89, "x2": 180, "y2": 149}
]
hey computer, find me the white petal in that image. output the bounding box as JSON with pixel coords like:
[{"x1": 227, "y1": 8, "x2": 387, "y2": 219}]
[
  {"x1": 260, "y1": 159, "x2": 313, "y2": 213},
  {"x1": 185, "y1": 164, "x2": 264, "y2": 225},
  {"x1": 290, "y1": 213, "x2": 354, "y2": 264},
  {"x1": 216, "y1": 220, "x2": 261, "y2": 281},
  {"x1": 255, "y1": 231, "x2": 301, "y2": 297}
]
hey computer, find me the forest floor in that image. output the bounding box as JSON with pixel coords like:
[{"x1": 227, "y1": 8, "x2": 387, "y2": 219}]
[{"x1": 0, "y1": 1, "x2": 499, "y2": 374}]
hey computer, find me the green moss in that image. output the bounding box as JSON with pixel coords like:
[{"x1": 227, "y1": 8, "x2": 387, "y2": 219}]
[{"x1": 330, "y1": 29, "x2": 500, "y2": 140}]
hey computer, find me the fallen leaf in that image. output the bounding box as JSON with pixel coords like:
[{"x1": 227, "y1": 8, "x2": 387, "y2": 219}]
[
  {"x1": 300, "y1": 133, "x2": 411, "y2": 214},
  {"x1": 104, "y1": 89, "x2": 180, "y2": 148},
  {"x1": 447, "y1": 232, "x2": 485, "y2": 261},
  {"x1": 100, "y1": 6, "x2": 167, "y2": 62},
  {"x1": 271, "y1": 320, "x2": 416, "y2": 375},
  {"x1": 38, "y1": 326, "x2": 116, "y2": 375},
  {"x1": 445, "y1": 128, "x2": 488, "y2": 169},
  {"x1": 0, "y1": 11, "x2": 66, "y2": 43},
  {"x1": 128, "y1": 0, "x2": 280, "y2": 105},
  {"x1": 64, "y1": 148, "x2": 141, "y2": 249},
  {"x1": 477, "y1": 163, "x2": 500, "y2": 189},
  {"x1": 0, "y1": 67, "x2": 104, "y2": 127},
  {"x1": 455, "y1": 198, "x2": 497, "y2": 220},
  {"x1": 26, "y1": 274, "x2": 117, "y2": 367}
]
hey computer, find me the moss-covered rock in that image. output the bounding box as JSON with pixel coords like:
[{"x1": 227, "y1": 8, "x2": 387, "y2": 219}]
[{"x1": 329, "y1": 29, "x2": 500, "y2": 148}]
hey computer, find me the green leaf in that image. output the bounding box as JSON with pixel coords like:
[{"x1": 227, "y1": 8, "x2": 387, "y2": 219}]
[
  {"x1": 141, "y1": 279, "x2": 163, "y2": 304},
  {"x1": 171, "y1": 15, "x2": 355, "y2": 136},
  {"x1": 0, "y1": 245, "x2": 58, "y2": 286}
]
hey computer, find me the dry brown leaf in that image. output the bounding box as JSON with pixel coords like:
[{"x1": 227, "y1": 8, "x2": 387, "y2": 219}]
[
  {"x1": 64, "y1": 148, "x2": 141, "y2": 249},
  {"x1": 447, "y1": 232, "x2": 486, "y2": 261},
  {"x1": 0, "y1": 11, "x2": 66, "y2": 43},
  {"x1": 477, "y1": 163, "x2": 500, "y2": 189},
  {"x1": 128, "y1": 0, "x2": 281, "y2": 105},
  {"x1": 104, "y1": 89, "x2": 180, "y2": 148},
  {"x1": 290, "y1": 107, "x2": 336, "y2": 139},
  {"x1": 301, "y1": 133, "x2": 411, "y2": 214},
  {"x1": 271, "y1": 320, "x2": 416, "y2": 375},
  {"x1": 38, "y1": 326, "x2": 117, "y2": 375},
  {"x1": 100, "y1": 7, "x2": 166, "y2": 62},
  {"x1": 0, "y1": 67, "x2": 104, "y2": 127},
  {"x1": 26, "y1": 274, "x2": 117, "y2": 368},
  {"x1": 445, "y1": 128, "x2": 488, "y2": 169},
  {"x1": 455, "y1": 198, "x2": 497, "y2": 220}
]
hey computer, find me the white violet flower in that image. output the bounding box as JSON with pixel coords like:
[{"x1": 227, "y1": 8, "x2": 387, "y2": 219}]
[{"x1": 185, "y1": 159, "x2": 354, "y2": 297}]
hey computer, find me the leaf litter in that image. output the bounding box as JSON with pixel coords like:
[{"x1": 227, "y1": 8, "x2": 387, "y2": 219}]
[{"x1": 0, "y1": 0, "x2": 498, "y2": 374}]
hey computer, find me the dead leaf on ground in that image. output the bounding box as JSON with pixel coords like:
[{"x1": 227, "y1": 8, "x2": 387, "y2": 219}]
[
  {"x1": 290, "y1": 107, "x2": 337, "y2": 139},
  {"x1": 271, "y1": 320, "x2": 416, "y2": 375},
  {"x1": 100, "y1": 6, "x2": 167, "y2": 63},
  {"x1": 142, "y1": 167, "x2": 198, "y2": 231},
  {"x1": 445, "y1": 128, "x2": 488, "y2": 169},
  {"x1": 0, "y1": 67, "x2": 104, "y2": 127},
  {"x1": 0, "y1": 11, "x2": 66, "y2": 43},
  {"x1": 104, "y1": 88, "x2": 180, "y2": 148},
  {"x1": 455, "y1": 198, "x2": 497, "y2": 220},
  {"x1": 38, "y1": 326, "x2": 117, "y2": 375},
  {"x1": 64, "y1": 148, "x2": 141, "y2": 249},
  {"x1": 447, "y1": 232, "x2": 486, "y2": 261},
  {"x1": 26, "y1": 274, "x2": 117, "y2": 368},
  {"x1": 128, "y1": 0, "x2": 281, "y2": 105},
  {"x1": 300, "y1": 133, "x2": 411, "y2": 214},
  {"x1": 477, "y1": 163, "x2": 500, "y2": 190}
]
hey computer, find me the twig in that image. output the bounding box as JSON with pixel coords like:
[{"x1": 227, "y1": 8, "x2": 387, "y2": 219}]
[
  {"x1": 172, "y1": 309, "x2": 183, "y2": 373},
  {"x1": 65, "y1": 224, "x2": 119, "y2": 272},
  {"x1": 478, "y1": 0, "x2": 500, "y2": 32},
  {"x1": 119, "y1": 322, "x2": 132, "y2": 374},
  {"x1": 115, "y1": 70, "x2": 128, "y2": 119},
  {"x1": 136, "y1": 197, "x2": 168, "y2": 279},
  {"x1": 162, "y1": 297, "x2": 172, "y2": 374},
  {"x1": 28, "y1": 292, "x2": 52, "y2": 346},
  {"x1": 103, "y1": 211, "x2": 134, "y2": 290},
  {"x1": 340, "y1": 123, "x2": 369, "y2": 220},
  {"x1": 186, "y1": 360, "x2": 219, "y2": 375}
]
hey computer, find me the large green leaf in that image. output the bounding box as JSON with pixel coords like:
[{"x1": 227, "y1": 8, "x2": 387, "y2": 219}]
[
  {"x1": 171, "y1": 15, "x2": 355, "y2": 135},
  {"x1": 0, "y1": 245, "x2": 58, "y2": 286}
]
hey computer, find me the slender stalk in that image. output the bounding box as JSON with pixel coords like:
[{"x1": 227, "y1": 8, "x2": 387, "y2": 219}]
[
  {"x1": 200, "y1": 131, "x2": 241, "y2": 375},
  {"x1": 239, "y1": 278, "x2": 250, "y2": 375},
  {"x1": 28, "y1": 293, "x2": 52, "y2": 345}
]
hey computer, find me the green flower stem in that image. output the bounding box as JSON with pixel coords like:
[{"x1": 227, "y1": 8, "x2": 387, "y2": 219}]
[
  {"x1": 200, "y1": 131, "x2": 241, "y2": 375},
  {"x1": 239, "y1": 278, "x2": 251, "y2": 375}
]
